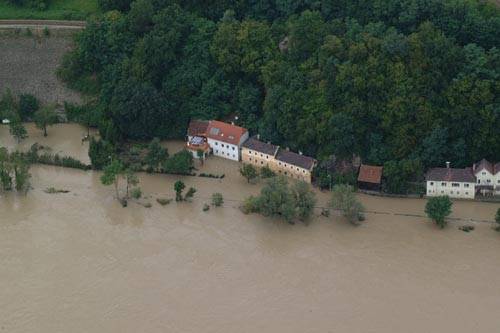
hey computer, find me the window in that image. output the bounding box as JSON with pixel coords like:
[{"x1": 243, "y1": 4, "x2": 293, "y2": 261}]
[
  {"x1": 430, "y1": 182, "x2": 434, "y2": 186},
  {"x1": 221, "y1": 144, "x2": 225, "y2": 148},
  {"x1": 452, "y1": 183, "x2": 459, "y2": 187},
  {"x1": 303, "y1": 170, "x2": 305, "y2": 173},
  {"x1": 260, "y1": 154, "x2": 263, "y2": 157},
  {"x1": 249, "y1": 150, "x2": 252, "y2": 154},
  {"x1": 464, "y1": 184, "x2": 469, "y2": 188},
  {"x1": 232, "y1": 147, "x2": 235, "y2": 151},
  {"x1": 266, "y1": 156, "x2": 268, "y2": 159},
  {"x1": 249, "y1": 158, "x2": 252, "y2": 161},
  {"x1": 487, "y1": 179, "x2": 491, "y2": 183},
  {"x1": 233, "y1": 154, "x2": 235, "y2": 158},
  {"x1": 477, "y1": 179, "x2": 481, "y2": 184},
  {"x1": 279, "y1": 162, "x2": 282, "y2": 166},
  {"x1": 465, "y1": 192, "x2": 468, "y2": 195},
  {"x1": 261, "y1": 161, "x2": 263, "y2": 165},
  {"x1": 215, "y1": 142, "x2": 218, "y2": 146},
  {"x1": 482, "y1": 172, "x2": 486, "y2": 175},
  {"x1": 441, "y1": 191, "x2": 444, "y2": 194},
  {"x1": 441, "y1": 182, "x2": 447, "y2": 186},
  {"x1": 215, "y1": 150, "x2": 218, "y2": 153},
  {"x1": 498, "y1": 180, "x2": 500, "y2": 184},
  {"x1": 284, "y1": 172, "x2": 287, "y2": 175}
]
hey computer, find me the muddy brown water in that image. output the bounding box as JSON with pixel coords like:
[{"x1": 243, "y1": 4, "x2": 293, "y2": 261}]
[{"x1": 1, "y1": 125, "x2": 500, "y2": 333}]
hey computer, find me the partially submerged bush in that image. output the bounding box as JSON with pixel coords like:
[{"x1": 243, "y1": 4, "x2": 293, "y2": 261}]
[
  {"x1": 130, "y1": 187, "x2": 142, "y2": 199},
  {"x1": 156, "y1": 198, "x2": 172, "y2": 206},
  {"x1": 211, "y1": 192, "x2": 223, "y2": 207}
]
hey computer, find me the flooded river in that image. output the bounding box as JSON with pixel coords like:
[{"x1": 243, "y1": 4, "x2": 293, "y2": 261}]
[{"x1": 1, "y1": 125, "x2": 500, "y2": 332}]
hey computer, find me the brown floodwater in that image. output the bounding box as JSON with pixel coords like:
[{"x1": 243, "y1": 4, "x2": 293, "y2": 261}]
[{"x1": 1, "y1": 125, "x2": 500, "y2": 333}]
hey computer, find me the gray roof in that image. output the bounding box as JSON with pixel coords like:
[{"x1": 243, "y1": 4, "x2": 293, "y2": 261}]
[
  {"x1": 242, "y1": 137, "x2": 279, "y2": 156},
  {"x1": 276, "y1": 149, "x2": 316, "y2": 170},
  {"x1": 425, "y1": 167, "x2": 476, "y2": 183}
]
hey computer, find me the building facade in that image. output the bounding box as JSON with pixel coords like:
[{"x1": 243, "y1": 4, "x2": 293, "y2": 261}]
[
  {"x1": 473, "y1": 159, "x2": 500, "y2": 195},
  {"x1": 425, "y1": 163, "x2": 476, "y2": 199},
  {"x1": 241, "y1": 137, "x2": 316, "y2": 183},
  {"x1": 186, "y1": 120, "x2": 249, "y2": 161}
]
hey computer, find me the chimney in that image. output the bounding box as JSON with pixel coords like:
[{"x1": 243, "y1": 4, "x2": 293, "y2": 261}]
[{"x1": 446, "y1": 161, "x2": 450, "y2": 169}]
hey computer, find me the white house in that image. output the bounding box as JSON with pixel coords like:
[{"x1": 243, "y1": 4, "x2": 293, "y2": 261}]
[
  {"x1": 206, "y1": 120, "x2": 249, "y2": 161},
  {"x1": 473, "y1": 159, "x2": 500, "y2": 196},
  {"x1": 186, "y1": 120, "x2": 249, "y2": 161},
  {"x1": 425, "y1": 162, "x2": 476, "y2": 199}
]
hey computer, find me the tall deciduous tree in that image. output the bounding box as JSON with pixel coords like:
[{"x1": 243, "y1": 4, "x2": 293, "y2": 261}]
[
  {"x1": 425, "y1": 196, "x2": 452, "y2": 229},
  {"x1": 34, "y1": 104, "x2": 58, "y2": 137}
]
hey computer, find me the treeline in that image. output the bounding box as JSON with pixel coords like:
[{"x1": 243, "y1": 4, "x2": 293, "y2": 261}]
[{"x1": 60, "y1": 0, "x2": 500, "y2": 192}]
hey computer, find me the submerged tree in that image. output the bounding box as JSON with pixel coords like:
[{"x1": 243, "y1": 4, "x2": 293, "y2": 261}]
[
  {"x1": 34, "y1": 104, "x2": 58, "y2": 137},
  {"x1": 145, "y1": 138, "x2": 168, "y2": 172},
  {"x1": 240, "y1": 163, "x2": 257, "y2": 183},
  {"x1": 100, "y1": 159, "x2": 124, "y2": 200},
  {"x1": 494, "y1": 208, "x2": 500, "y2": 231},
  {"x1": 9, "y1": 120, "x2": 27, "y2": 143},
  {"x1": 425, "y1": 196, "x2": 452, "y2": 229},
  {"x1": 330, "y1": 184, "x2": 365, "y2": 225},
  {"x1": 174, "y1": 180, "x2": 185, "y2": 201}
]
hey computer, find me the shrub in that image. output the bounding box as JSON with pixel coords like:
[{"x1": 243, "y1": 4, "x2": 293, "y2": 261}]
[
  {"x1": 425, "y1": 196, "x2": 452, "y2": 229},
  {"x1": 494, "y1": 208, "x2": 500, "y2": 231},
  {"x1": 156, "y1": 198, "x2": 172, "y2": 206},
  {"x1": 260, "y1": 165, "x2": 275, "y2": 178},
  {"x1": 241, "y1": 196, "x2": 259, "y2": 214},
  {"x1": 330, "y1": 184, "x2": 365, "y2": 225},
  {"x1": 211, "y1": 192, "x2": 223, "y2": 207},
  {"x1": 163, "y1": 150, "x2": 193, "y2": 175},
  {"x1": 131, "y1": 187, "x2": 142, "y2": 199},
  {"x1": 203, "y1": 203, "x2": 210, "y2": 212},
  {"x1": 184, "y1": 187, "x2": 196, "y2": 201},
  {"x1": 89, "y1": 137, "x2": 115, "y2": 170},
  {"x1": 240, "y1": 164, "x2": 257, "y2": 183}
]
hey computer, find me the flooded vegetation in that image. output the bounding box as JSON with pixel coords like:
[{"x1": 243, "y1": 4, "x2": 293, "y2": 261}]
[{"x1": 1, "y1": 125, "x2": 499, "y2": 332}]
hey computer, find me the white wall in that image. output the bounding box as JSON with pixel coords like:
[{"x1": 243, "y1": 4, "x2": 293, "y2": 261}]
[
  {"x1": 426, "y1": 181, "x2": 475, "y2": 199},
  {"x1": 208, "y1": 138, "x2": 240, "y2": 161}
]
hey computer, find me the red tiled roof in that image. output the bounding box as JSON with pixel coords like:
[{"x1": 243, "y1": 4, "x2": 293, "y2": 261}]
[
  {"x1": 206, "y1": 120, "x2": 248, "y2": 145},
  {"x1": 358, "y1": 164, "x2": 383, "y2": 184},
  {"x1": 426, "y1": 167, "x2": 476, "y2": 183},
  {"x1": 187, "y1": 120, "x2": 209, "y2": 137}
]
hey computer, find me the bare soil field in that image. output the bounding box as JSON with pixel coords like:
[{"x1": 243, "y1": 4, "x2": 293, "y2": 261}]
[{"x1": 0, "y1": 35, "x2": 81, "y2": 104}]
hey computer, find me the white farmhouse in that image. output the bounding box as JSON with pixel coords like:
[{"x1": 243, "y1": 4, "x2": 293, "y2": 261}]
[
  {"x1": 206, "y1": 120, "x2": 249, "y2": 161},
  {"x1": 186, "y1": 120, "x2": 249, "y2": 161},
  {"x1": 425, "y1": 162, "x2": 476, "y2": 199},
  {"x1": 473, "y1": 159, "x2": 500, "y2": 196}
]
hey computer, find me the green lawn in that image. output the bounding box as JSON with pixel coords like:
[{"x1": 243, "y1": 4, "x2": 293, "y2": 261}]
[{"x1": 0, "y1": 0, "x2": 99, "y2": 20}]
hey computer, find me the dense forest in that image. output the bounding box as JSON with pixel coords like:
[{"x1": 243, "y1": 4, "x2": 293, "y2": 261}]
[{"x1": 58, "y1": 0, "x2": 500, "y2": 191}]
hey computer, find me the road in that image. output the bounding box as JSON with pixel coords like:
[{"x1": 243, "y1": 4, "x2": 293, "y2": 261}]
[{"x1": 0, "y1": 19, "x2": 85, "y2": 30}]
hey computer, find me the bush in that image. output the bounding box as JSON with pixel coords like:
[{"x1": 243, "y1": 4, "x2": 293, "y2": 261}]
[
  {"x1": 211, "y1": 192, "x2": 224, "y2": 207},
  {"x1": 156, "y1": 198, "x2": 172, "y2": 206},
  {"x1": 260, "y1": 165, "x2": 275, "y2": 178},
  {"x1": 241, "y1": 196, "x2": 259, "y2": 214},
  {"x1": 89, "y1": 137, "x2": 115, "y2": 170},
  {"x1": 330, "y1": 184, "x2": 365, "y2": 225},
  {"x1": 203, "y1": 203, "x2": 210, "y2": 212},
  {"x1": 130, "y1": 187, "x2": 142, "y2": 199},
  {"x1": 184, "y1": 187, "x2": 196, "y2": 201},
  {"x1": 425, "y1": 196, "x2": 452, "y2": 229},
  {"x1": 494, "y1": 208, "x2": 500, "y2": 231},
  {"x1": 163, "y1": 150, "x2": 193, "y2": 175}
]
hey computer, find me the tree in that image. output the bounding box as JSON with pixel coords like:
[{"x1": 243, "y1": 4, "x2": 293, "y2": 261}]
[
  {"x1": 494, "y1": 208, "x2": 500, "y2": 231},
  {"x1": 260, "y1": 165, "x2": 275, "y2": 178},
  {"x1": 425, "y1": 196, "x2": 452, "y2": 229},
  {"x1": 18, "y1": 94, "x2": 39, "y2": 121},
  {"x1": 9, "y1": 151, "x2": 31, "y2": 193},
  {"x1": 9, "y1": 120, "x2": 27, "y2": 143},
  {"x1": 211, "y1": 192, "x2": 223, "y2": 207},
  {"x1": 34, "y1": 104, "x2": 58, "y2": 137},
  {"x1": 240, "y1": 163, "x2": 257, "y2": 183},
  {"x1": 174, "y1": 180, "x2": 185, "y2": 201},
  {"x1": 196, "y1": 149, "x2": 205, "y2": 165},
  {"x1": 100, "y1": 159, "x2": 124, "y2": 200},
  {"x1": 184, "y1": 187, "x2": 196, "y2": 201},
  {"x1": 124, "y1": 168, "x2": 139, "y2": 199},
  {"x1": 163, "y1": 150, "x2": 193, "y2": 174},
  {"x1": 145, "y1": 138, "x2": 168, "y2": 171},
  {"x1": 256, "y1": 176, "x2": 296, "y2": 223},
  {"x1": 291, "y1": 181, "x2": 316, "y2": 221},
  {"x1": 330, "y1": 184, "x2": 365, "y2": 225},
  {"x1": 88, "y1": 137, "x2": 115, "y2": 170},
  {"x1": 0, "y1": 147, "x2": 13, "y2": 191}
]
